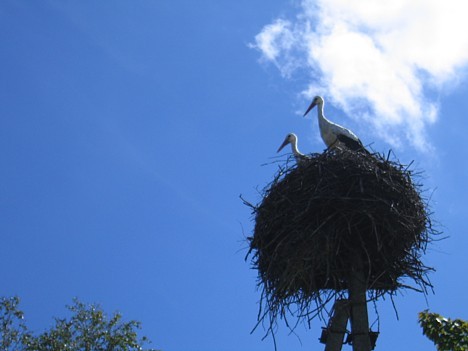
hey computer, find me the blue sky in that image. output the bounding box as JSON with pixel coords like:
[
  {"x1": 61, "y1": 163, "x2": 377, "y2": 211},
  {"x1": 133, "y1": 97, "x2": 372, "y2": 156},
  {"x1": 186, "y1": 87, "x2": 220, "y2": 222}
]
[{"x1": 1, "y1": 1, "x2": 467, "y2": 350}]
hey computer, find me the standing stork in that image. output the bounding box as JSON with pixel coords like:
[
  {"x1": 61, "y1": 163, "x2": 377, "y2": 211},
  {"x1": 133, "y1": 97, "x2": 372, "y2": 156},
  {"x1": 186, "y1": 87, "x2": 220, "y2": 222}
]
[
  {"x1": 277, "y1": 133, "x2": 311, "y2": 165},
  {"x1": 304, "y1": 96, "x2": 369, "y2": 154}
]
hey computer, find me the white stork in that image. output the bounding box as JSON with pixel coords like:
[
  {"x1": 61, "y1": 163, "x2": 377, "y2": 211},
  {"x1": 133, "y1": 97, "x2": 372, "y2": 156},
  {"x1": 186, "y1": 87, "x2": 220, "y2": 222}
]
[
  {"x1": 303, "y1": 96, "x2": 369, "y2": 154},
  {"x1": 277, "y1": 133, "x2": 310, "y2": 164}
]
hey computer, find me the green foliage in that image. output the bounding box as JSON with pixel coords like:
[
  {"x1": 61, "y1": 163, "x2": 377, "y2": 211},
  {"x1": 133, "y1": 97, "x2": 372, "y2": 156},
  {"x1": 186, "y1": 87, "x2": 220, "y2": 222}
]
[
  {"x1": 0, "y1": 297, "x2": 28, "y2": 351},
  {"x1": 0, "y1": 297, "x2": 159, "y2": 351},
  {"x1": 419, "y1": 310, "x2": 468, "y2": 351}
]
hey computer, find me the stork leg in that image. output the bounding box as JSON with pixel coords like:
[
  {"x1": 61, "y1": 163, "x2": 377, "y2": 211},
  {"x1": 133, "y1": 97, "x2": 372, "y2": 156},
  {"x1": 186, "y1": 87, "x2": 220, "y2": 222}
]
[{"x1": 325, "y1": 138, "x2": 340, "y2": 153}]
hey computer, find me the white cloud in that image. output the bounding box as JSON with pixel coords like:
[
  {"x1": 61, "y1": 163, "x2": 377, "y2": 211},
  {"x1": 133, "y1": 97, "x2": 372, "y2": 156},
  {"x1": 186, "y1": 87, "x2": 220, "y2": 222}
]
[
  {"x1": 251, "y1": 0, "x2": 468, "y2": 151},
  {"x1": 249, "y1": 19, "x2": 303, "y2": 78},
  {"x1": 251, "y1": 19, "x2": 290, "y2": 61}
]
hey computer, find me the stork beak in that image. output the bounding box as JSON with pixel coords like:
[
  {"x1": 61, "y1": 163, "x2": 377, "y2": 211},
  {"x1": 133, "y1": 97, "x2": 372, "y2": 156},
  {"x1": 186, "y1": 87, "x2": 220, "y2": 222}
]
[
  {"x1": 277, "y1": 138, "x2": 290, "y2": 153},
  {"x1": 303, "y1": 100, "x2": 317, "y2": 117}
]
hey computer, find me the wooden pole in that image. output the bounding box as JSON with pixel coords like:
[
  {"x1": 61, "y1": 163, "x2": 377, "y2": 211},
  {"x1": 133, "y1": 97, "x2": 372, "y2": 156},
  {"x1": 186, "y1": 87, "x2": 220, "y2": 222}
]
[
  {"x1": 324, "y1": 299, "x2": 349, "y2": 351},
  {"x1": 348, "y1": 258, "x2": 371, "y2": 351}
]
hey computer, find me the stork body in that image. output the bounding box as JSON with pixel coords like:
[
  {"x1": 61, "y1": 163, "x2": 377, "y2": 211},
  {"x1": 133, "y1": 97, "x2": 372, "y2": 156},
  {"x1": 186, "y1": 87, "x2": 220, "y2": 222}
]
[
  {"x1": 304, "y1": 96, "x2": 369, "y2": 153},
  {"x1": 277, "y1": 133, "x2": 310, "y2": 165}
]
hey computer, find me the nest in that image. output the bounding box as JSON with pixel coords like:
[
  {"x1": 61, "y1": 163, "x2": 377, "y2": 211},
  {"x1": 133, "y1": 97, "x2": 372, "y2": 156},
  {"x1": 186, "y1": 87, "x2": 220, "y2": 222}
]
[{"x1": 245, "y1": 149, "x2": 436, "y2": 332}]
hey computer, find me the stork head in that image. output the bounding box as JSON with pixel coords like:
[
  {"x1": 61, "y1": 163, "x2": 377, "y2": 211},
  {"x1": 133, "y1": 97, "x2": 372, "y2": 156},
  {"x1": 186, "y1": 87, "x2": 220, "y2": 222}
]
[
  {"x1": 303, "y1": 96, "x2": 324, "y2": 117},
  {"x1": 277, "y1": 133, "x2": 297, "y2": 153}
]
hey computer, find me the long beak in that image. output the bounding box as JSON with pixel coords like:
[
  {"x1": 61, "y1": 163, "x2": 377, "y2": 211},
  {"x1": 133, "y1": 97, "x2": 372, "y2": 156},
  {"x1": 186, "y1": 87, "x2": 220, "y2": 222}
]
[
  {"x1": 303, "y1": 100, "x2": 317, "y2": 117},
  {"x1": 277, "y1": 138, "x2": 290, "y2": 153}
]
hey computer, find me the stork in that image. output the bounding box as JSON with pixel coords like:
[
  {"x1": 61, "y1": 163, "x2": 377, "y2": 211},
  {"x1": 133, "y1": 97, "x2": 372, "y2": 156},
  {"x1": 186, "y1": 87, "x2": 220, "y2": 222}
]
[
  {"x1": 303, "y1": 96, "x2": 369, "y2": 154},
  {"x1": 277, "y1": 133, "x2": 311, "y2": 165}
]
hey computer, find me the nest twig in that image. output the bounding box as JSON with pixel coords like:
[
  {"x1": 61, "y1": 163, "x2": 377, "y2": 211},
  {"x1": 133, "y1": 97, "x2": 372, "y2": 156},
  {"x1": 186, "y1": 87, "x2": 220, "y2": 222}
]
[{"x1": 244, "y1": 149, "x2": 437, "y2": 335}]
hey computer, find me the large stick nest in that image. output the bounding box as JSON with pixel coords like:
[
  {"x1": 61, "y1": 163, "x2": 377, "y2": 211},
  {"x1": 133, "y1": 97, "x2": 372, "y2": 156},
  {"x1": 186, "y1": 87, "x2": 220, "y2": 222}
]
[{"x1": 245, "y1": 149, "x2": 436, "y2": 330}]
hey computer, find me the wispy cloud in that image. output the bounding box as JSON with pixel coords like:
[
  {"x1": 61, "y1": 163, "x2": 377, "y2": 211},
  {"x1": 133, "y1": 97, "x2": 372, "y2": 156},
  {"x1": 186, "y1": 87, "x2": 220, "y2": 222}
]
[{"x1": 251, "y1": 0, "x2": 468, "y2": 151}]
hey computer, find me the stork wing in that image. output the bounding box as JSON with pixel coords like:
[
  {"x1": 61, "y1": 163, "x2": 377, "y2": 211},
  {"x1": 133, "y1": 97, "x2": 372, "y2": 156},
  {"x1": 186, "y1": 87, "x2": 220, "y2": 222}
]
[{"x1": 336, "y1": 134, "x2": 370, "y2": 154}]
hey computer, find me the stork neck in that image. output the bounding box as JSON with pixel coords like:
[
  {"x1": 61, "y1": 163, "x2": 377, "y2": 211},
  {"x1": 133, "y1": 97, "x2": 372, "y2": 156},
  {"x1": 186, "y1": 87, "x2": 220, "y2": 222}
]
[
  {"x1": 290, "y1": 140, "x2": 303, "y2": 156},
  {"x1": 317, "y1": 102, "x2": 328, "y2": 123}
]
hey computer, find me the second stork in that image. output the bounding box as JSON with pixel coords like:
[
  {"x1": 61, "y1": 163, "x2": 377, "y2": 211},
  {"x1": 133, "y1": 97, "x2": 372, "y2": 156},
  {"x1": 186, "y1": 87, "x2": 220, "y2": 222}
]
[{"x1": 277, "y1": 133, "x2": 310, "y2": 165}]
